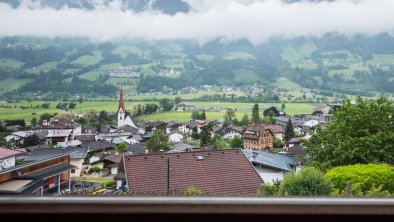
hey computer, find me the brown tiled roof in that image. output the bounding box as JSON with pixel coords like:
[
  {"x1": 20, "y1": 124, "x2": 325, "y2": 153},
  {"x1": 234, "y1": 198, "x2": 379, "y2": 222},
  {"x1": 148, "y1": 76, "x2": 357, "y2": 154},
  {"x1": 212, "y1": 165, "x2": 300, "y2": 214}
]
[
  {"x1": 264, "y1": 124, "x2": 285, "y2": 133},
  {"x1": 124, "y1": 149, "x2": 263, "y2": 196},
  {"x1": 35, "y1": 120, "x2": 80, "y2": 129},
  {"x1": 0, "y1": 147, "x2": 24, "y2": 160}
]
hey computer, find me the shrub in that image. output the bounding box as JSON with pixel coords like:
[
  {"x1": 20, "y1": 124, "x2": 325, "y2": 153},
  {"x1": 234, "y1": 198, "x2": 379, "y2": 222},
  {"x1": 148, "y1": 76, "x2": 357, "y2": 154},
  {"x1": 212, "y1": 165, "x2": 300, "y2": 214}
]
[
  {"x1": 326, "y1": 164, "x2": 394, "y2": 195},
  {"x1": 184, "y1": 186, "x2": 203, "y2": 196},
  {"x1": 106, "y1": 181, "x2": 116, "y2": 190},
  {"x1": 279, "y1": 167, "x2": 332, "y2": 196},
  {"x1": 258, "y1": 182, "x2": 280, "y2": 196},
  {"x1": 89, "y1": 167, "x2": 102, "y2": 173}
]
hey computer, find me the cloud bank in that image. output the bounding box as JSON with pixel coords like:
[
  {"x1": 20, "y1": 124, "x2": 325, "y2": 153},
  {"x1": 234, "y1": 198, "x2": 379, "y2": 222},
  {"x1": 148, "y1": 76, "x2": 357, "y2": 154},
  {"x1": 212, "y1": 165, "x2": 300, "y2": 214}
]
[{"x1": 0, "y1": 0, "x2": 394, "y2": 44}]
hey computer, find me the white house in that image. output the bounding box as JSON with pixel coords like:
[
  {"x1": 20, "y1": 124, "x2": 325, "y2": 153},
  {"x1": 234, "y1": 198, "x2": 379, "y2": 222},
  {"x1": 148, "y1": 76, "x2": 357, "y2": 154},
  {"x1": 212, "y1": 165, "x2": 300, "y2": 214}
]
[
  {"x1": 0, "y1": 147, "x2": 23, "y2": 170},
  {"x1": 243, "y1": 149, "x2": 297, "y2": 184},
  {"x1": 5, "y1": 131, "x2": 34, "y2": 147},
  {"x1": 168, "y1": 132, "x2": 184, "y2": 143},
  {"x1": 212, "y1": 126, "x2": 243, "y2": 139}
]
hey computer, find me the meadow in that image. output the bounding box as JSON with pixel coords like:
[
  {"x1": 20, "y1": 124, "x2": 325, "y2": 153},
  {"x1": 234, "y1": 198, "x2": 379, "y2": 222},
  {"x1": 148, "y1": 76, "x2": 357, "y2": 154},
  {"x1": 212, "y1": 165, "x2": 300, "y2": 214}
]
[{"x1": 0, "y1": 100, "x2": 314, "y2": 123}]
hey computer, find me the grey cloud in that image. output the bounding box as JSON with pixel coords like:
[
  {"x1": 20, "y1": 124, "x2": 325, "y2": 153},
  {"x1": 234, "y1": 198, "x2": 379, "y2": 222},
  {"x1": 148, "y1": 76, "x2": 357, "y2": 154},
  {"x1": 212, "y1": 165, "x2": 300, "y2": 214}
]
[{"x1": 0, "y1": 0, "x2": 393, "y2": 44}]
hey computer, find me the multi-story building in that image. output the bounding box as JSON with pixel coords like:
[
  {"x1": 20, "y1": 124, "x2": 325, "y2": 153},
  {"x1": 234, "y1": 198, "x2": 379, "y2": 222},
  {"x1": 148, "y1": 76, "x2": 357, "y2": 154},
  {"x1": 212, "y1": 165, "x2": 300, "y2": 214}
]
[{"x1": 242, "y1": 124, "x2": 274, "y2": 150}]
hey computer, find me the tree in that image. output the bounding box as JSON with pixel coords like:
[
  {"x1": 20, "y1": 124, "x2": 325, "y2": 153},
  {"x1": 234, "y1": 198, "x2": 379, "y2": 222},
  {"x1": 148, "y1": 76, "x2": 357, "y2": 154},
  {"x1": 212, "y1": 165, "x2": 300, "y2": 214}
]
[
  {"x1": 23, "y1": 134, "x2": 40, "y2": 147},
  {"x1": 184, "y1": 186, "x2": 203, "y2": 196},
  {"x1": 239, "y1": 113, "x2": 249, "y2": 128},
  {"x1": 263, "y1": 106, "x2": 280, "y2": 117},
  {"x1": 191, "y1": 110, "x2": 199, "y2": 120},
  {"x1": 68, "y1": 102, "x2": 77, "y2": 109},
  {"x1": 279, "y1": 167, "x2": 332, "y2": 196},
  {"x1": 304, "y1": 97, "x2": 394, "y2": 170},
  {"x1": 284, "y1": 118, "x2": 295, "y2": 145},
  {"x1": 262, "y1": 111, "x2": 276, "y2": 124},
  {"x1": 230, "y1": 136, "x2": 244, "y2": 148},
  {"x1": 146, "y1": 130, "x2": 170, "y2": 153},
  {"x1": 281, "y1": 102, "x2": 286, "y2": 112},
  {"x1": 159, "y1": 98, "x2": 174, "y2": 112},
  {"x1": 39, "y1": 113, "x2": 54, "y2": 124},
  {"x1": 199, "y1": 128, "x2": 210, "y2": 147},
  {"x1": 252, "y1": 103, "x2": 261, "y2": 124},
  {"x1": 174, "y1": 97, "x2": 181, "y2": 105},
  {"x1": 273, "y1": 138, "x2": 284, "y2": 149},
  {"x1": 114, "y1": 142, "x2": 128, "y2": 153},
  {"x1": 55, "y1": 112, "x2": 76, "y2": 121},
  {"x1": 211, "y1": 134, "x2": 226, "y2": 150},
  {"x1": 201, "y1": 109, "x2": 206, "y2": 120},
  {"x1": 223, "y1": 108, "x2": 236, "y2": 126},
  {"x1": 30, "y1": 117, "x2": 37, "y2": 127}
]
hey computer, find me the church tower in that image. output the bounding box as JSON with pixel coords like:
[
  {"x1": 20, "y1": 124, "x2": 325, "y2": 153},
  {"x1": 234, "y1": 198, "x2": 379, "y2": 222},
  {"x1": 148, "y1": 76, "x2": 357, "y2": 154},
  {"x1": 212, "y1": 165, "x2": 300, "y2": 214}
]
[{"x1": 117, "y1": 86, "x2": 126, "y2": 128}]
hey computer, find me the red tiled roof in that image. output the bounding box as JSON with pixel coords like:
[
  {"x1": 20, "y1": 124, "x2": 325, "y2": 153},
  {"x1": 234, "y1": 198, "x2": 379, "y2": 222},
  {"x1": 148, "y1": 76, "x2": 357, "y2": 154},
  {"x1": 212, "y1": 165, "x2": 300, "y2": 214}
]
[
  {"x1": 106, "y1": 154, "x2": 126, "y2": 164},
  {"x1": 124, "y1": 149, "x2": 263, "y2": 196},
  {"x1": 0, "y1": 147, "x2": 23, "y2": 160}
]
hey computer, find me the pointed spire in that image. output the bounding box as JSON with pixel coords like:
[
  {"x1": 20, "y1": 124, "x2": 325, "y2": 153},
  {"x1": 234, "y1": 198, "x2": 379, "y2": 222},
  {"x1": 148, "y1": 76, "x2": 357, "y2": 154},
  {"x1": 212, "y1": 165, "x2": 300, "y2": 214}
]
[{"x1": 118, "y1": 85, "x2": 125, "y2": 112}]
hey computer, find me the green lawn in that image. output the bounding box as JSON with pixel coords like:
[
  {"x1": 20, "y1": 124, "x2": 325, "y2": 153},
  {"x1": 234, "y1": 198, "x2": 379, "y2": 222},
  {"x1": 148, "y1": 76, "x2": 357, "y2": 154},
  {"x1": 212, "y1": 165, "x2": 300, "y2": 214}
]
[
  {"x1": 223, "y1": 52, "x2": 256, "y2": 60},
  {"x1": 73, "y1": 177, "x2": 113, "y2": 187},
  {"x1": 281, "y1": 41, "x2": 317, "y2": 62},
  {"x1": 112, "y1": 45, "x2": 150, "y2": 59},
  {"x1": 130, "y1": 91, "x2": 245, "y2": 101},
  {"x1": 274, "y1": 77, "x2": 304, "y2": 90},
  {"x1": 0, "y1": 78, "x2": 31, "y2": 93},
  {"x1": 0, "y1": 100, "x2": 314, "y2": 122},
  {"x1": 71, "y1": 50, "x2": 103, "y2": 67},
  {"x1": 0, "y1": 58, "x2": 24, "y2": 70}
]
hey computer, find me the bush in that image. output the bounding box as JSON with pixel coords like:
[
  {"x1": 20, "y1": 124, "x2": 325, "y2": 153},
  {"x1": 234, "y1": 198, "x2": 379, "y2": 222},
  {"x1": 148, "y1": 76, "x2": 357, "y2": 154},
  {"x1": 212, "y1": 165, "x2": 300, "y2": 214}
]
[
  {"x1": 258, "y1": 182, "x2": 280, "y2": 196},
  {"x1": 106, "y1": 181, "x2": 116, "y2": 190},
  {"x1": 279, "y1": 167, "x2": 332, "y2": 196},
  {"x1": 326, "y1": 164, "x2": 394, "y2": 195},
  {"x1": 89, "y1": 167, "x2": 102, "y2": 173},
  {"x1": 184, "y1": 186, "x2": 203, "y2": 196}
]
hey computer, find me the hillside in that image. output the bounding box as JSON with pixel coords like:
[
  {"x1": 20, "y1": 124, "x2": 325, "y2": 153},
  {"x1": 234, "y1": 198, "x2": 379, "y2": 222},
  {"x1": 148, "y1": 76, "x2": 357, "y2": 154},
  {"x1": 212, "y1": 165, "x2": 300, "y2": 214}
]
[{"x1": 0, "y1": 34, "x2": 393, "y2": 100}]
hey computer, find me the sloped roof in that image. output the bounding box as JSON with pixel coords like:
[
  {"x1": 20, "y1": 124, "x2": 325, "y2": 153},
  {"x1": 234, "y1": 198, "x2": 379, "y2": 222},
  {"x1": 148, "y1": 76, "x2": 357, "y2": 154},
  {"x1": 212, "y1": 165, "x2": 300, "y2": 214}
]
[
  {"x1": 25, "y1": 144, "x2": 51, "y2": 152},
  {"x1": 24, "y1": 147, "x2": 88, "y2": 161},
  {"x1": 264, "y1": 124, "x2": 285, "y2": 133},
  {"x1": 0, "y1": 147, "x2": 23, "y2": 160},
  {"x1": 74, "y1": 134, "x2": 96, "y2": 143},
  {"x1": 214, "y1": 126, "x2": 243, "y2": 137},
  {"x1": 127, "y1": 143, "x2": 146, "y2": 155},
  {"x1": 81, "y1": 140, "x2": 115, "y2": 153},
  {"x1": 287, "y1": 144, "x2": 306, "y2": 157},
  {"x1": 243, "y1": 149, "x2": 296, "y2": 172},
  {"x1": 35, "y1": 120, "x2": 80, "y2": 130},
  {"x1": 124, "y1": 149, "x2": 262, "y2": 196},
  {"x1": 117, "y1": 125, "x2": 140, "y2": 134}
]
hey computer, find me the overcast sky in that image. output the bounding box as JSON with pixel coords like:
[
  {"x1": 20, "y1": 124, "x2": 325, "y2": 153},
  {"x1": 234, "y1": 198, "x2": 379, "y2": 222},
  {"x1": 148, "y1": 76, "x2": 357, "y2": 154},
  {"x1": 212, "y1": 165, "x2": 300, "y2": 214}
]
[{"x1": 0, "y1": 0, "x2": 394, "y2": 44}]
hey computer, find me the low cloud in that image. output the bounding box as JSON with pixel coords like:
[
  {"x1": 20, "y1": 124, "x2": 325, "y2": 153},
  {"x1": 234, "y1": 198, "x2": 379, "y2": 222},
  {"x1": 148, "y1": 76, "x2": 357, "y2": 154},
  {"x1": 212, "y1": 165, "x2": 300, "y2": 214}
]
[{"x1": 0, "y1": 0, "x2": 394, "y2": 44}]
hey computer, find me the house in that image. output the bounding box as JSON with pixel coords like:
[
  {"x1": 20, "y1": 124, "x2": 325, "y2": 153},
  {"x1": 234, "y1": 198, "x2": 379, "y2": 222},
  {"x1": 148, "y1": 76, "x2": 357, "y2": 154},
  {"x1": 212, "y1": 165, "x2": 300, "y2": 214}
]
[
  {"x1": 5, "y1": 131, "x2": 34, "y2": 148},
  {"x1": 151, "y1": 121, "x2": 167, "y2": 133},
  {"x1": 242, "y1": 124, "x2": 275, "y2": 150},
  {"x1": 0, "y1": 147, "x2": 24, "y2": 170},
  {"x1": 74, "y1": 134, "x2": 97, "y2": 143},
  {"x1": 117, "y1": 125, "x2": 145, "y2": 135},
  {"x1": 274, "y1": 116, "x2": 305, "y2": 126},
  {"x1": 105, "y1": 154, "x2": 126, "y2": 175},
  {"x1": 243, "y1": 149, "x2": 297, "y2": 184},
  {"x1": 167, "y1": 142, "x2": 193, "y2": 153},
  {"x1": 0, "y1": 151, "x2": 75, "y2": 196},
  {"x1": 127, "y1": 143, "x2": 147, "y2": 155},
  {"x1": 81, "y1": 140, "x2": 115, "y2": 163},
  {"x1": 25, "y1": 144, "x2": 51, "y2": 153},
  {"x1": 197, "y1": 120, "x2": 209, "y2": 133},
  {"x1": 166, "y1": 122, "x2": 182, "y2": 134},
  {"x1": 264, "y1": 124, "x2": 285, "y2": 141},
  {"x1": 117, "y1": 149, "x2": 263, "y2": 195},
  {"x1": 24, "y1": 147, "x2": 88, "y2": 177},
  {"x1": 212, "y1": 125, "x2": 243, "y2": 139},
  {"x1": 302, "y1": 120, "x2": 319, "y2": 129},
  {"x1": 174, "y1": 103, "x2": 196, "y2": 111},
  {"x1": 34, "y1": 119, "x2": 82, "y2": 141},
  {"x1": 168, "y1": 131, "x2": 184, "y2": 143},
  {"x1": 55, "y1": 140, "x2": 82, "y2": 148},
  {"x1": 46, "y1": 129, "x2": 73, "y2": 145}
]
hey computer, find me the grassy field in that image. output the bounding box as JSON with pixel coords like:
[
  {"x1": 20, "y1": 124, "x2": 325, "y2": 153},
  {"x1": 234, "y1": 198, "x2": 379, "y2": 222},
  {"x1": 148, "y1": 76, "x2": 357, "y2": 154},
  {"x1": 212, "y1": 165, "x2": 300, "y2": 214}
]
[
  {"x1": 128, "y1": 91, "x2": 245, "y2": 101},
  {"x1": 274, "y1": 77, "x2": 304, "y2": 90},
  {"x1": 0, "y1": 78, "x2": 31, "y2": 93},
  {"x1": 73, "y1": 177, "x2": 113, "y2": 187},
  {"x1": 71, "y1": 50, "x2": 103, "y2": 67},
  {"x1": 0, "y1": 100, "x2": 314, "y2": 122},
  {"x1": 223, "y1": 52, "x2": 256, "y2": 60},
  {"x1": 0, "y1": 58, "x2": 24, "y2": 70}
]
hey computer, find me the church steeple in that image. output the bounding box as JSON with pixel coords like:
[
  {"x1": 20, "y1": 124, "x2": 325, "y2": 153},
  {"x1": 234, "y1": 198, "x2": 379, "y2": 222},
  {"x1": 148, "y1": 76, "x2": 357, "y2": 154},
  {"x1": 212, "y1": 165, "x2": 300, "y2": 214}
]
[{"x1": 118, "y1": 85, "x2": 125, "y2": 113}]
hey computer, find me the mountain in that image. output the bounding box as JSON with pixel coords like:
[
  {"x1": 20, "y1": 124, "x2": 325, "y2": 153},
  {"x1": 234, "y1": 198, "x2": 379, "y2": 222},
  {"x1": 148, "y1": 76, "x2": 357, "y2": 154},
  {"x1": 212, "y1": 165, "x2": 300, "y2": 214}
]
[
  {"x1": 0, "y1": 33, "x2": 394, "y2": 99},
  {"x1": 0, "y1": 0, "x2": 190, "y2": 15}
]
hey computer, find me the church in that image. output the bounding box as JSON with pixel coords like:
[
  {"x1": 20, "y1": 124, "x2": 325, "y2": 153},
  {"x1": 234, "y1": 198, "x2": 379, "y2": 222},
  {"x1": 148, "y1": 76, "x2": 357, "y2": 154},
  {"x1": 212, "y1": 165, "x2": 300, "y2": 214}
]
[{"x1": 117, "y1": 86, "x2": 137, "y2": 129}]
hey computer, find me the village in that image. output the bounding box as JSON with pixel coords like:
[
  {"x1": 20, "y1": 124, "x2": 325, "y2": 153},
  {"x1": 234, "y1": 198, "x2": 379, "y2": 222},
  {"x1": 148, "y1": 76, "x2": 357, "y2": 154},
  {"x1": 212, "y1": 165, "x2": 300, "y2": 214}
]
[{"x1": 0, "y1": 85, "x2": 345, "y2": 196}]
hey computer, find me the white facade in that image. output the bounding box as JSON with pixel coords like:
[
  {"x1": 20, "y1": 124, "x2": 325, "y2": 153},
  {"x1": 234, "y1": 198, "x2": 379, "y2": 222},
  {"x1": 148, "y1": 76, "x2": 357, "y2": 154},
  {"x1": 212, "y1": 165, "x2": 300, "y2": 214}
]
[
  {"x1": 254, "y1": 165, "x2": 285, "y2": 184},
  {"x1": 111, "y1": 166, "x2": 118, "y2": 175},
  {"x1": 0, "y1": 156, "x2": 16, "y2": 170},
  {"x1": 221, "y1": 131, "x2": 242, "y2": 140},
  {"x1": 168, "y1": 132, "x2": 184, "y2": 143}
]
